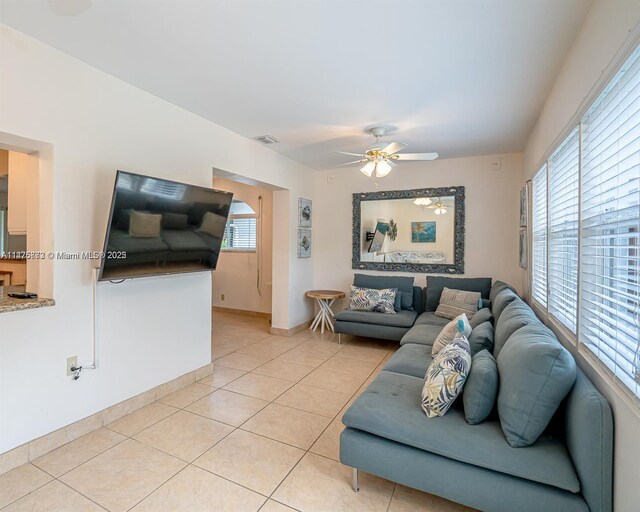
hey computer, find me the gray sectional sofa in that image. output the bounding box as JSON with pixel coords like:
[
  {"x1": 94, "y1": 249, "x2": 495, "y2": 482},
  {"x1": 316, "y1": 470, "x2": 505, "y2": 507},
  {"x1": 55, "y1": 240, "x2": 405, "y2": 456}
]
[{"x1": 339, "y1": 278, "x2": 613, "y2": 512}]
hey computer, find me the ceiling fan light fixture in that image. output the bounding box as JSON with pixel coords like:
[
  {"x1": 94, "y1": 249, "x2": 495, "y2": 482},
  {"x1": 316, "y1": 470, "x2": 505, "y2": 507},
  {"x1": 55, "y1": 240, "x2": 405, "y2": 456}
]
[
  {"x1": 434, "y1": 207, "x2": 447, "y2": 215},
  {"x1": 375, "y1": 160, "x2": 392, "y2": 177},
  {"x1": 413, "y1": 197, "x2": 432, "y2": 206},
  {"x1": 360, "y1": 161, "x2": 376, "y2": 177}
]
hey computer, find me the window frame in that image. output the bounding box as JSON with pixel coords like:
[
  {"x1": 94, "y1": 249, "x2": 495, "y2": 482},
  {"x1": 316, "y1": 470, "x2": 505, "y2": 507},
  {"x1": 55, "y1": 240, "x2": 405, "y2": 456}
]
[{"x1": 528, "y1": 41, "x2": 640, "y2": 406}]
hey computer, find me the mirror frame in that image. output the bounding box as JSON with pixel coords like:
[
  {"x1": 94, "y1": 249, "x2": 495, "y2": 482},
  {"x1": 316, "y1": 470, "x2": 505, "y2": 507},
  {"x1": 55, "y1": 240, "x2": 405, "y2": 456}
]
[{"x1": 352, "y1": 186, "x2": 465, "y2": 274}]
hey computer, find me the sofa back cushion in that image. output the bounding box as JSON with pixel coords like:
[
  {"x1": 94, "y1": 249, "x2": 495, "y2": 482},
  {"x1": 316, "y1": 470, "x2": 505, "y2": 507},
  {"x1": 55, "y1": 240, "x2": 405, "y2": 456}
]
[
  {"x1": 464, "y1": 349, "x2": 499, "y2": 425},
  {"x1": 469, "y1": 307, "x2": 493, "y2": 329},
  {"x1": 489, "y1": 280, "x2": 518, "y2": 303},
  {"x1": 497, "y1": 324, "x2": 577, "y2": 447},
  {"x1": 493, "y1": 299, "x2": 538, "y2": 357},
  {"x1": 468, "y1": 321, "x2": 494, "y2": 355},
  {"x1": 425, "y1": 277, "x2": 492, "y2": 312},
  {"x1": 354, "y1": 274, "x2": 415, "y2": 310},
  {"x1": 492, "y1": 288, "x2": 518, "y2": 322}
]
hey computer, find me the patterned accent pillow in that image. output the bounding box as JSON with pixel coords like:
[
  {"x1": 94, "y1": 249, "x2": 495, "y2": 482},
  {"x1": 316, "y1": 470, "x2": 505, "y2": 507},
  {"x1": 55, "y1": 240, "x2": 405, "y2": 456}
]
[
  {"x1": 435, "y1": 287, "x2": 482, "y2": 320},
  {"x1": 432, "y1": 314, "x2": 472, "y2": 355},
  {"x1": 348, "y1": 285, "x2": 397, "y2": 314},
  {"x1": 422, "y1": 335, "x2": 472, "y2": 418}
]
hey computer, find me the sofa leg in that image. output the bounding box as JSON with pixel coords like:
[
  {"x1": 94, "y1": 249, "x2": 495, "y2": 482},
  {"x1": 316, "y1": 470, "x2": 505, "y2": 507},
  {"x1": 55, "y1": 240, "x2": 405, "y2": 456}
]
[
  {"x1": 338, "y1": 333, "x2": 342, "y2": 345},
  {"x1": 352, "y1": 467, "x2": 359, "y2": 492}
]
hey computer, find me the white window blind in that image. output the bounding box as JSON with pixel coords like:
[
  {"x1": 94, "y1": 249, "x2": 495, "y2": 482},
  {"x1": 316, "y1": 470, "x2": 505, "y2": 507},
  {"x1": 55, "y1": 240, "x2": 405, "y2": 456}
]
[
  {"x1": 223, "y1": 218, "x2": 257, "y2": 250},
  {"x1": 222, "y1": 200, "x2": 257, "y2": 251},
  {"x1": 548, "y1": 127, "x2": 580, "y2": 333},
  {"x1": 531, "y1": 165, "x2": 548, "y2": 308},
  {"x1": 579, "y1": 45, "x2": 640, "y2": 398}
]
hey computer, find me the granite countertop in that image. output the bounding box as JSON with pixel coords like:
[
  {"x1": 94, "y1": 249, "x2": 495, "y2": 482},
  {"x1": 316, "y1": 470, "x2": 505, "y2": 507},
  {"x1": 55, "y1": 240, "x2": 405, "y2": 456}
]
[{"x1": 0, "y1": 285, "x2": 55, "y2": 313}]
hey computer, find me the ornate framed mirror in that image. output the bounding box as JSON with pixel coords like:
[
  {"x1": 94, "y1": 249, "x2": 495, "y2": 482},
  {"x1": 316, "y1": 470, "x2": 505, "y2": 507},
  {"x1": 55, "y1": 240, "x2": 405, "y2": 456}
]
[{"x1": 352, "y1": 186, "x2": 465, "y2": 273}]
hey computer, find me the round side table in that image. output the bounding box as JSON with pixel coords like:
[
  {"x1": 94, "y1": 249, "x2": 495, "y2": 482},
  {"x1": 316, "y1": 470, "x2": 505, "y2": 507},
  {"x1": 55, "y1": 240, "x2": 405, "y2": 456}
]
[{"x1": 306, "y1": 290, "x2": 345, "y2": 334}]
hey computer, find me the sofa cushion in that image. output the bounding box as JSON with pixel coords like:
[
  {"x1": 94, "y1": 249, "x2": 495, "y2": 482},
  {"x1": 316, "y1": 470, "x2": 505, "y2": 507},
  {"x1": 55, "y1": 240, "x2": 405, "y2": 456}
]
[
  {"x1": 107, "y1": 230, "x2": 169, "y2": 254},
  {"x1": 464, "y1": 350, "x2": 499, "y2": 425},
  {"x1": 162, "y1": 230, "x2": 210, "y2": 251},
  {"x1": 414, "y1": 312, "x2": 450, "y2": 328},
  {"x1": 469, "y1": 307, "x2": 493, "y2": 329},
  {"x1": 354, "y1": 274, "x2": 415, "y2": 310},
  {"x1": 423, "y1": 336, "x2": 472, "y2": 417},
  {"x1": 492, "y1": 288, "x2": 519, "y2": 322},
  {"x1": 432, "y1": 314, "x2": 472, "y2": 355},
  {"x1": 384, "y1": 343, "x2": 432, "y2": 378},
  {"x1": 489, "y1": 280, "x2": 518, "y2": 303},
  {"x1": 497, "y1": 324, "x2": 577, "y2": 448},
  {"x1": 435, "y1": 287, "x2": 481, "y2": 320},
  {"x1": 494, "y1": 299, "x2": 539, "y2": 357},
  {"x1": 425, "y1": 277, "x2": 492, "y2": 311},
  {"x1": 335, "y1": 309, "x2": 417, "y2": 328},
  {"x1": 400, "y1": 324, "x2": 443, "y2": 347},
  {"x1": 342, "y1": 370, "x2": 580, "y2": 492},
  {"x1": 129, "y1": 211, "x2": 162, "y2": 238},
  {"x1": 468, "y1": 321, "x2": 494, "y2": 355},
  {"x1": 348, "y1": 285, "x2": 397, "y2": 314}
]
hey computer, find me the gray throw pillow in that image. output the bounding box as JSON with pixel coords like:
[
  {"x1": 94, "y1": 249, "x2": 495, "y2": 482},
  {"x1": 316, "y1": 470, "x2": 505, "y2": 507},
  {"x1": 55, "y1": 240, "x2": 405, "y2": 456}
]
[
  {"x1": 464, "y1": 350, "x2": 499, "y2": 425},
  {"x1": 129, "y1": 211, "x2": 162, "y2": 238},
  {"x1": 469, "y1": 307, "x2": 493, "y2": 328},
  {"x1": 468, "y1": 321, "x2": 494, "y2": 355},
  {"x1": 497, "y1": 324, "x2": 577, "y2": 447},
  {"x1": 199, "y1": 211, "x2": 227, "y2": 237}
]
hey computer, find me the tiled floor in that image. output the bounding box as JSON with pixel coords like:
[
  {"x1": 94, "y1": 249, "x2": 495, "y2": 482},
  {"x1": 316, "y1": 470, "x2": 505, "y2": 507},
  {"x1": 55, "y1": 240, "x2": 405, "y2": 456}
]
[{"x1": 0, "y1": 311, "x2": 475, "y2": 512}]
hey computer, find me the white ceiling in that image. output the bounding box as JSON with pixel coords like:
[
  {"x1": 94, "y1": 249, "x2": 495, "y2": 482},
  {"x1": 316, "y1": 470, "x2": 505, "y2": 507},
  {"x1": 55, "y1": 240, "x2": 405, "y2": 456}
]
[{"x1": 0, "y1": 0, "x2": 592, "y2": 169}]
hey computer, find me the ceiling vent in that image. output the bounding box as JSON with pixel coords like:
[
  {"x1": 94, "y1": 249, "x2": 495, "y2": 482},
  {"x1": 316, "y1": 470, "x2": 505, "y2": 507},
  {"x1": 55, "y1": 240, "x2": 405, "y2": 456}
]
[{"x1": 253, "y1": 135, "x2": 279, "y2": 144}]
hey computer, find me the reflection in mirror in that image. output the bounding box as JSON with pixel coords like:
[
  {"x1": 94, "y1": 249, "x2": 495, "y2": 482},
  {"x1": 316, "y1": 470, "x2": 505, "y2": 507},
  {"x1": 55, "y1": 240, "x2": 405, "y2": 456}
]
[
  {"x1": 360, "y1": 196, "x2": 455, "y2": 264},
  {"x1": 352, "y1": 187, "x2": 464, "y2": 273}
]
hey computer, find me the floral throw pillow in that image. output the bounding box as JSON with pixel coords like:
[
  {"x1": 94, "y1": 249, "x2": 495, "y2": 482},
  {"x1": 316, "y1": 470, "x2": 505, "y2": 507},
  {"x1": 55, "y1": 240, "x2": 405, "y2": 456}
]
[
  {"x1": 422, "y1": 335, "x2": 472, "y2": 418},
  {"x1": 349, "y1": 285, "x2": 397, "y2": 314}
]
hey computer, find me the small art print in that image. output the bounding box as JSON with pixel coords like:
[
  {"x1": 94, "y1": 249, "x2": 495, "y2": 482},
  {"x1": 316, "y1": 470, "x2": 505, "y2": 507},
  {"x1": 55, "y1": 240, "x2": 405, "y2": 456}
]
[
  {"x1": 298, "y1": 228, "x2": 312, "y2": 258},
  {"x1": 411, "y1": 221, "x2": 436, "y2": 243},
  {"x1": 298, "y1": 198, "x2": 312, "y2": 227}
]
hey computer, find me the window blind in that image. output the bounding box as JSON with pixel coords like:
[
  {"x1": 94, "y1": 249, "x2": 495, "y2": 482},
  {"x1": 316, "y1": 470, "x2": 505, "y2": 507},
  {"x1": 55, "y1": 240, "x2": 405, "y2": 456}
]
[
  {"x1": 579, "y1": 45, "x2": 640, "y2": 397},
  {"x1": 223, "y1": 217, "x2": 257, "y2": 250},
  {"x1": 548, "y1": 127, "x2": 580, "y2": 333},
  {"x1": 532, "y1": 165, "x2": 548, "y2": 308}
]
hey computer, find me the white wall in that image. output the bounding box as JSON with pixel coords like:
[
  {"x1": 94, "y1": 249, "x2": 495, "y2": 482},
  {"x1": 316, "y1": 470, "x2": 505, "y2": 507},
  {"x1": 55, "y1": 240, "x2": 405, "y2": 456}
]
[
  {"x1": 521, "y1": 2, "x2": 640, "y2": 510},
  {"x1": 0, "y1": 25, "x2": 314, "y2": 454},
  {"x1": 313, "y1": 153, "x2": 523, "y2": 310},
  {"x1": 212, "y1": 178, "x2": 273, "y2": 314}
]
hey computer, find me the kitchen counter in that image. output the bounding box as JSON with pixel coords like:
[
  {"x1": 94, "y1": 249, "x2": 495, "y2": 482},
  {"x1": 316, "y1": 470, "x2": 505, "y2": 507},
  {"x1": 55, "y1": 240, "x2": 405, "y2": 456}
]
[{"x1": 0, "y1": 285, "x2": 55, "y2": 313}]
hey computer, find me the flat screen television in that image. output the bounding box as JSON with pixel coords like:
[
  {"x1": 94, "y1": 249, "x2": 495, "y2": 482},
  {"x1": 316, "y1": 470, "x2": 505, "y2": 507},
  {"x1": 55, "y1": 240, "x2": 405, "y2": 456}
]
[{"x1": 98, "y1": 170, "x2": 233, "y2": 281}]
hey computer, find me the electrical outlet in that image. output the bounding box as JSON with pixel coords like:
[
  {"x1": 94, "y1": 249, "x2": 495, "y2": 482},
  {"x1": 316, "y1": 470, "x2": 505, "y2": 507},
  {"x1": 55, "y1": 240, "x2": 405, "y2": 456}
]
[
  {"x1": 221, "y1": 293, "x2": 225, "y2": 301},
  {"x1": 66, "y1": 356, "x2": 78, "y2": 377}
]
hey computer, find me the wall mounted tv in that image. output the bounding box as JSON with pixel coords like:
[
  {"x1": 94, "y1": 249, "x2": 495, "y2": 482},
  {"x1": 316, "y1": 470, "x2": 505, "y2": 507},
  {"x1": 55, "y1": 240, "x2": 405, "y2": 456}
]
[{"x1": 98, "y1": 170, "x2": 233, "y2": 281}]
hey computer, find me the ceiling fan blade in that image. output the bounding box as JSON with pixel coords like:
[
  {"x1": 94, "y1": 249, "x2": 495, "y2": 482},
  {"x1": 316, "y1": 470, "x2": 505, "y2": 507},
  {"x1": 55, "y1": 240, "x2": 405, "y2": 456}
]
[
  {"x1": 395, "y1": 152, "x2": 439, "y2": 161},
  {"x1": 387, "y1": 159, "x2": 397, "y2": 167},
  {"x1": 335, "y1": 151, "x2": 366, "y2": 157},
  {"x1": 381, "y1": 142, "x2": 408, "y2": 155},
  {"x1": 338, "y1": 159, "x2": 368, "y2": 166}
]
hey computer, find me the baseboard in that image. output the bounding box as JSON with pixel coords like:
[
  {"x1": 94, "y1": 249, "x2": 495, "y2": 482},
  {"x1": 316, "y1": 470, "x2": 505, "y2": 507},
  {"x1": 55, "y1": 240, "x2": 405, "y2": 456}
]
[
  {"x1": 0, "y1": 362, "x2": 214, "y2": 476},
  {"x1": 270, "y1": 319, "x2": 312, "y2": 337},
  {"x1": 213, "y1": 306, "x2": 272, "y2": 321}
]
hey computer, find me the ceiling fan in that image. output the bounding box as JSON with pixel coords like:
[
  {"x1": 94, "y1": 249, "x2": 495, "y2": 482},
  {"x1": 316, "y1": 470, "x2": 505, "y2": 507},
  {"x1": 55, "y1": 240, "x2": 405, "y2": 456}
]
[
  {"x1": 337, "y1": 127, "x2": 438, "y2": 178},
  {"x1": 427, "y1": 197, "x2": 453, "y2": 215}
]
